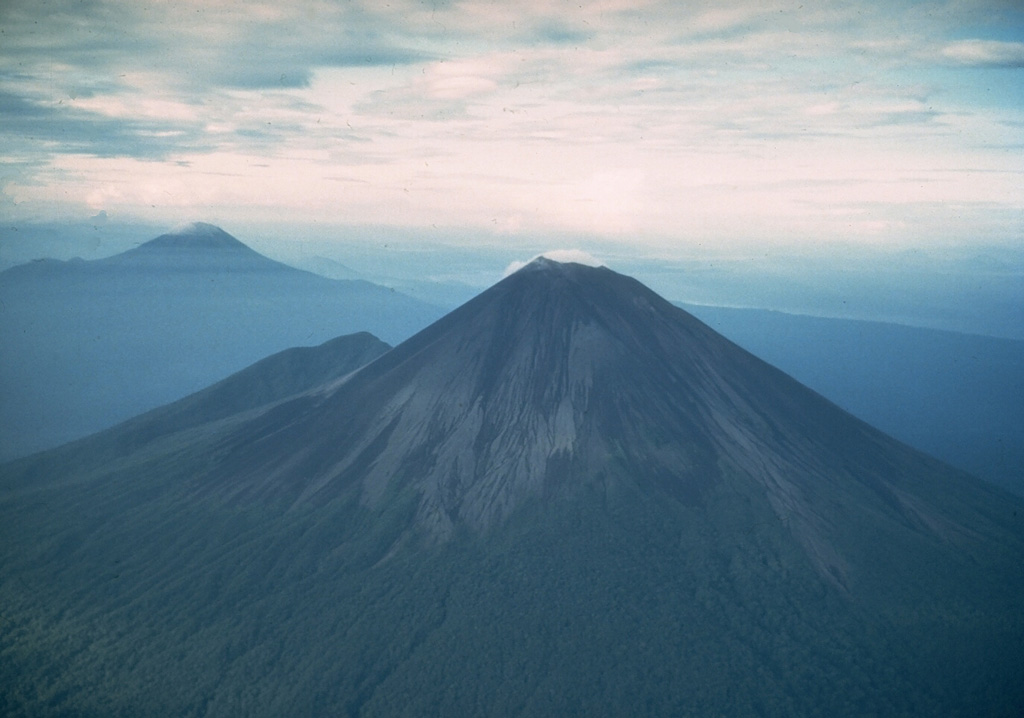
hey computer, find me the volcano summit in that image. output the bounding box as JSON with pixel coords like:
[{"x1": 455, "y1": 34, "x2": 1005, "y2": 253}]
[{"x1": 2, "y1": 258, "x2": 1022, "y2": 716}]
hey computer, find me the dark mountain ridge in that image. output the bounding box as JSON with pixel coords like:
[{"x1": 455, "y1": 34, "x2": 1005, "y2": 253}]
[
  {"x1": 1, "y1": 332, "x2": 392, "y2": 479},
  {"x1": 2, "y1": 258, "x2": 1022, "y2": 716}
]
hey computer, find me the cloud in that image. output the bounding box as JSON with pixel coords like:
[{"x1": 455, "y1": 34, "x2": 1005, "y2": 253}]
[
  {"x1": 503, "y1": 250, "x2": 605, "y2": 277},
  {"x1": 0, "y1": 90, "x2": 212, "y2": 160},
  {"x1": 0, "y1": 0, "x2": 432, "y2": 97},
  {"x1": 940, "y1": 40, "x2": 1024, "y2": 68},
  {"x1": 0, "y1": 0, "x2": 1021, "y2": 249}
]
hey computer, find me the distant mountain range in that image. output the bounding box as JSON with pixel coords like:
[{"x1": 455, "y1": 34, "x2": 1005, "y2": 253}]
[
  {"x1": 55, "y1": 331, "x2": 392, "y2": 465},
  {"x1": 3, "y1": 257, "x2": 1021, "y2": 716},
  {"x1": 682, "y1": 304, "x2": 1024, "y2": 496},
  {"x1": 0, "y1": 223, "x2": 441, "y2": 460},
  {"x1": 3, "y1": 223, "x2": 1018, "y2": 502}
]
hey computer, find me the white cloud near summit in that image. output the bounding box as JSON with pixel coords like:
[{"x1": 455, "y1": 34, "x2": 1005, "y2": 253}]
[{"x1": 503, "y1": 250, "x2": 605, "y2": 277}]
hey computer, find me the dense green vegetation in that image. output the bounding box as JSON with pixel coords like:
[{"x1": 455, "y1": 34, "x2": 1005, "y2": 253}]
[{"x1": 2, "y1": 450, "x2": 1022, "y2": 716}]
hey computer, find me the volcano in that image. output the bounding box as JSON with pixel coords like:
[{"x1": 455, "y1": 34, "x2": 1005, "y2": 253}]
[
  {"x1": 2, "y1": 258, "x2": 1022, "y2": 717},
  {"x1": 0, "y1": 223, "x2": 442, "y2": 460},
  {"x1": 130, "y1": 221, "x2": 262, "y2": 252}
]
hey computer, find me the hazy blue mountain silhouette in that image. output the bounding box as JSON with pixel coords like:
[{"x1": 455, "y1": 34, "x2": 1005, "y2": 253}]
[
  {"x1": 0, "y1": 223, "x2": 442, "y2": 460},
  {"x1": 682, "y1": 304, "x2": 1024, "y2": 496},
  {"x1": 31, "y1": 331, "x2": 392, "y2": 468},
  {"x1": 2, "y1": 258, "x2": 1022, "y2": 716}
]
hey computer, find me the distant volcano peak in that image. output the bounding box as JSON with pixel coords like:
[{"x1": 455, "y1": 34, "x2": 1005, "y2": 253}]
[
  {"x1": 116, "y1": 222, "x2": 273, "y2": 269},
  {"x1": 170, "y1": 221, "x2": 227, "y2": 236},
  {"x1": 141, "y1": 222, "x2": 250, "y2": 252}
]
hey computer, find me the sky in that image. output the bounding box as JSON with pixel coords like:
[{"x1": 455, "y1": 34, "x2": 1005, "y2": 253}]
[{"x1": 1, "y1": 0, "x2": 1022, "y2": 250}]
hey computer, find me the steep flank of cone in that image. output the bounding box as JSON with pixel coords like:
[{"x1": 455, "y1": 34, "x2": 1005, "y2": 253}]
[{"x1": 202, "y1": 258, "x2": 1015, "y2": 586}]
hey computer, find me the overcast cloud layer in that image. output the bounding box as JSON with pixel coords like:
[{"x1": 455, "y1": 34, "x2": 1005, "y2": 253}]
[{"x1": 1, "y1": 0, "x2": 1022, "y2": 252}]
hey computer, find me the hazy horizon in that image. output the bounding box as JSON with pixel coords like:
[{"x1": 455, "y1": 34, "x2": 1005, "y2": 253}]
[{"x1": 2, "y1": 216, "x2": 1021, "y2": 341}]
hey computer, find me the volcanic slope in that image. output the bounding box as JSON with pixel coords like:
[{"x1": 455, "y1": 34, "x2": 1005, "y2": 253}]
[{"x1": 2, "y1": 258, "x2": 1023, "y2": 717}]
